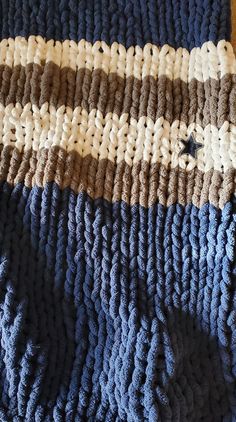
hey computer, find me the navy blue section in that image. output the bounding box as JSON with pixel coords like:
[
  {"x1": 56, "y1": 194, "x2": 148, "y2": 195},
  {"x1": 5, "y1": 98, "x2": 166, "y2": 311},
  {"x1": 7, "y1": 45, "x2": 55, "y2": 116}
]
[
  {"x1": 0, "y1": 0, "x2": 231, "y2": 49},
  {"x1": 0, "y1": 181, "x2": 235, "y2": 421}
]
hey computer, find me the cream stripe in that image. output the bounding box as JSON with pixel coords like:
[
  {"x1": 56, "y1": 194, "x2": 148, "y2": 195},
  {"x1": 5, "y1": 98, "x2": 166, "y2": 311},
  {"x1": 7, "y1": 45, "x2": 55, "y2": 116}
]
[
  {"x1": 0, "y1": 103, "x2": 235, "y2": 173},
  {"x1": 0, "y1": 36, "x2": 235, "y2": 83}
]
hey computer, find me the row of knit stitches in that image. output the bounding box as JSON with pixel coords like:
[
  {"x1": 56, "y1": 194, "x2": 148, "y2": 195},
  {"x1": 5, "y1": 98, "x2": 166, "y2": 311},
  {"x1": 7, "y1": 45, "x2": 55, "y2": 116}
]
[
  {"x1": 0, "y1": 0, "x2": 231, "y2": 47},
  {"x1": 0, "y1": 106, "x2": 235, "y2": 176},
  {"x1": 0, "y1": 146, "x2": 235, "y2": 211},
  {"x1": 0, "y1": 67, "x2": 236, "y2": 128},
  {"x1": 1, "y1": 108, "x2": 235, "y2": 183}
]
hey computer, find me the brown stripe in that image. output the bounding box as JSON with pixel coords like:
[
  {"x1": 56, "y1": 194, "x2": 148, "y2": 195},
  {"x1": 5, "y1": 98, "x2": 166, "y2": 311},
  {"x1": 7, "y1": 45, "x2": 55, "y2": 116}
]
[
  {"x1": 0, "y1": 145, "x2": 234, "y2": 209},
  {"x1": 0, "y1": 63, "x2": 235, "y2": 127}
]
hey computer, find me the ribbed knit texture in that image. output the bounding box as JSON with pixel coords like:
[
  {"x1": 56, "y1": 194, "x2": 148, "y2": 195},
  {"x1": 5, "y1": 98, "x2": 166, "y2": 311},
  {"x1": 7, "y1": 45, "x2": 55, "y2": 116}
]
[{"x1": 0, "y1": 1, "x2": 235, "y2": 421}]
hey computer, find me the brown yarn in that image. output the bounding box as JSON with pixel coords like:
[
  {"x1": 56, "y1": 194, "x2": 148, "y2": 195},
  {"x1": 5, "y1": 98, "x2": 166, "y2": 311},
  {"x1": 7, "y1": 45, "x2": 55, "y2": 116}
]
[
  {"x1": 0, "y1": 63, "x2": 234, "y2": 127},
  {"x1": 0, "y1": 145, "x2": 234, "y2": 209}
]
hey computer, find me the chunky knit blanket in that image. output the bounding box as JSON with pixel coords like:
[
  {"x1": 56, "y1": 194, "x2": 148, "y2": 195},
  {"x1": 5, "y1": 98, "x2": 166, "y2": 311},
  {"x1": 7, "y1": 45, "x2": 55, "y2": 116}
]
[{"x1": 0, "y1": 1, "x2": 235, "y2": 421}]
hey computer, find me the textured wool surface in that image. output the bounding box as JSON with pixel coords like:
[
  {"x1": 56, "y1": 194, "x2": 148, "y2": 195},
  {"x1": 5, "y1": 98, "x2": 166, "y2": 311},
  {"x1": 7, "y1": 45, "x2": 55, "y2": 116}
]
[
  {"x1": 0, "y1": 1, "x2": 235, "y2": 421},
  {"x1": 232, "y1": 0, "x2": 236, "y2": 52}
]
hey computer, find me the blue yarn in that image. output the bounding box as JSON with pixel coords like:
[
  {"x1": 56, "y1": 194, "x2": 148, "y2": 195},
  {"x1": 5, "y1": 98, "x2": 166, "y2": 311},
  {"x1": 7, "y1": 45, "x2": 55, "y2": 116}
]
[
  {"x1": 0, "y1": 0, "x2": 231, "y2": 48},
  {"x1": 0, "y1": 181, "x2": 235, "y2": 420}
]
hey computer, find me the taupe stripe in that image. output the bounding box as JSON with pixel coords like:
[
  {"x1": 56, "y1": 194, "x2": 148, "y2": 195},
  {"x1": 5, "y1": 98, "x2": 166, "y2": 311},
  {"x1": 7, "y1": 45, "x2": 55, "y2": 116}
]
[
  {"x1": 0, "y1": 145, "x2": 234, "y2": 209},
  {"x1": 0, "y1": 63, "x2": 235, "y2": 127}
]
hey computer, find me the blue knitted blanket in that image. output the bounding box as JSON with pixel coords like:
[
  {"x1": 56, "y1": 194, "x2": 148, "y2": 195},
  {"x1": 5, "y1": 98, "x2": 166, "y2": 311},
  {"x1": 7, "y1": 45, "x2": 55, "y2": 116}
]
[{"x1": 0, "y1": 1, "x2": 235, "y2": 420}]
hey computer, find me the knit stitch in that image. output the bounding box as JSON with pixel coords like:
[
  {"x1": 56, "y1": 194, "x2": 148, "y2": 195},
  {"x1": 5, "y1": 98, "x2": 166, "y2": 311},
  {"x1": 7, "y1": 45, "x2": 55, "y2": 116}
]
[{"x1": 0, "y1": 1, "x2": 235, "y2": 421}]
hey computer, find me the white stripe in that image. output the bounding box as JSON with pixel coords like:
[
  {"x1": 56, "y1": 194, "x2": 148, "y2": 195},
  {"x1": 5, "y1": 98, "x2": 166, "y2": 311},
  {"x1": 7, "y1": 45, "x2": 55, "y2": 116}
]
[
  {"x1": 0, "y1": 36, "x2": 235, "y2": 82},
  {"x1": 0, "y1": 103, "x2": 235, "y2": 173}
]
